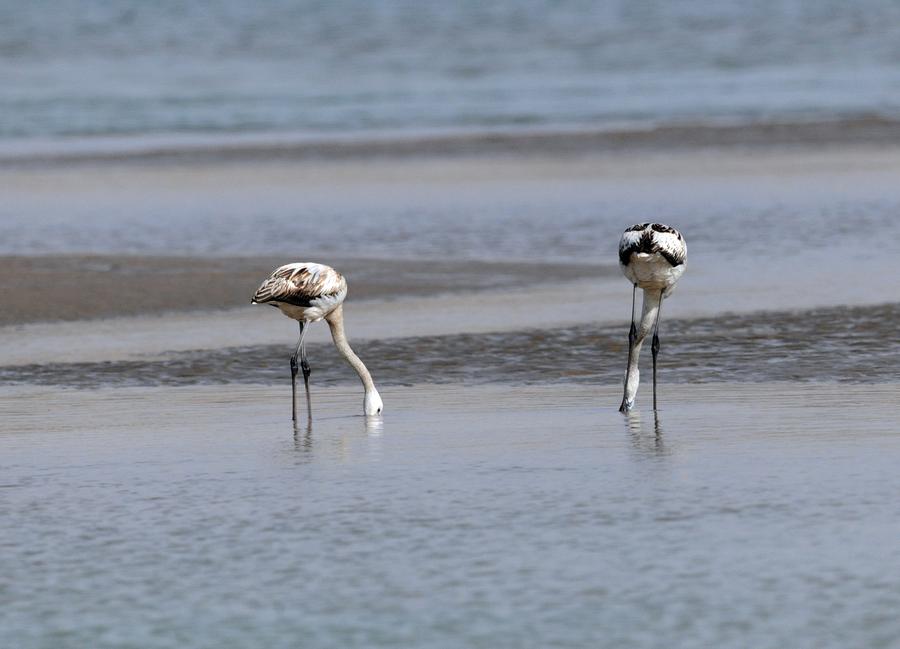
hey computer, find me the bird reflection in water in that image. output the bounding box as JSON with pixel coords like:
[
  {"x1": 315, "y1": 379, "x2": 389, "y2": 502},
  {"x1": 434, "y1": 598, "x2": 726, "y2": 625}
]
[
  {"x1": 293, "y1": 414, "x2": 314, "y2": 452},
  {"x1": 365, "y1": 415, "x2": 384, "y2": 438},
  {"x1": 624, "y1": 408, "x2": 668, "y2": 456},
  {"x1": 290, "y1": 412, "x2": 384, "y2": 457}
]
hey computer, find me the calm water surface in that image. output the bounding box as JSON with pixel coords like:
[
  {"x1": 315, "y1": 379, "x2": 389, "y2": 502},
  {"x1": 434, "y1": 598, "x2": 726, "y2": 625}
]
[
  {"x1": 4, "y1": 162, "x2": 900, "y2": 264},
  {"x1": 2, "y1": 383, "x2": 899, "y2": 648},
  {"x1": 4, "y1": 0, "x2": 900, "y2": 140}
]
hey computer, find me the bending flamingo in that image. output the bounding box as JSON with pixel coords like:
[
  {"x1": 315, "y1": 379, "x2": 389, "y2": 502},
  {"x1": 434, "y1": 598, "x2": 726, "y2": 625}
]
[
  {"x1": 617, "y1": 223, "x2": 687, "y2": 412},
  {"x1": 251, "y1": 262, "x2": 383, "y2": 419}
]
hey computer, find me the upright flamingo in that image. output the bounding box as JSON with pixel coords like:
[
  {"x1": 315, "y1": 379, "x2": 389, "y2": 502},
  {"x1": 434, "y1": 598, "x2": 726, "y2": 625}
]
[
  {"x1": 617, "y1": 223, "x2": 687, "y2": 412},
  {"x1": 251, "y1": 262, "x2": 383, "y2": 419}
]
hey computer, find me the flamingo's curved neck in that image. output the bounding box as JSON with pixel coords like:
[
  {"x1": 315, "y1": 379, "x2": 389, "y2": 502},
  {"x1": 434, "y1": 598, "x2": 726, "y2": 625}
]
[{"x1": 325, "y1": 305, "x2": 376, "y2": 393}]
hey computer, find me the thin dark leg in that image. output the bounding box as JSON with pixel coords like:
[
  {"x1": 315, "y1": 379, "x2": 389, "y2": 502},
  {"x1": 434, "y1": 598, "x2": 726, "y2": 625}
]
[
  {"x1": 619, "y1": 284, "x2": 638, "y2": 413},
  {"x1": 300, "y1": 330, "x2": 312, "y2": 417},
  {"x1": 651, "y1": 288, "x2": 664, "y2": 411},
  {"x1": 290, "y1": 356, "x2": 298, "y2": 423},
  {"x1": 290, "y1": 321, "x2": 308, "y2": 422}
]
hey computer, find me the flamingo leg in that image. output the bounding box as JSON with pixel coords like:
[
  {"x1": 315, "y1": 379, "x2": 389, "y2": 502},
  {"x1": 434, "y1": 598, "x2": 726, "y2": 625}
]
[
  {"x1": 290, "y1": 321, "x2": 310, "y2": 421},
  {"x1": 651, "y1": 288, "x2": 664, "y2": 411},
  {"x1": 300, "y1": 325, "x2": 312, "y2": 416},
  {"x1": 619, "y1": 284, "x2": 638, "y2": 412}
]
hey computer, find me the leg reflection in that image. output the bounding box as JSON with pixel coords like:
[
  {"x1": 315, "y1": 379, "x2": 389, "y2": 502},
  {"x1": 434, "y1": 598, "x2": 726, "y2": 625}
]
[
  {"x1": 293, "y1": 413, "x2": 313, "y2": 451},
  {"x1": 624, "y1": 408, "x2": 667, "y2": 456}
]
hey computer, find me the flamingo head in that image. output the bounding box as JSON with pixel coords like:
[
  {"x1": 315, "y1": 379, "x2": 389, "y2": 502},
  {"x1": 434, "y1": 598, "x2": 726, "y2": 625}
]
[{"x1": 364, "y1": 389, "x2": 384, "y2": 416}]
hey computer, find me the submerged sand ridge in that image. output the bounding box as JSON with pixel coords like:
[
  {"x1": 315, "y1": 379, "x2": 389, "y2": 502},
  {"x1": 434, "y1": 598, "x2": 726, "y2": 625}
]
[{"x1": 3, "y1": 302, "x2": 899, "y2": 388}]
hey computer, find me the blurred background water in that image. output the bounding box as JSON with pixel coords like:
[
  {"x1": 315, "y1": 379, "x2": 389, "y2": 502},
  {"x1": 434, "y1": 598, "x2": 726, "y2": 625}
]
[{"x1": 3, "y1": 0, "x2": 900, "y2": 142}]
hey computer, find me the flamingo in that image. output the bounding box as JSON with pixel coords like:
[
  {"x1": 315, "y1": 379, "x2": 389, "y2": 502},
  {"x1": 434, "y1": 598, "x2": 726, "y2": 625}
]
[
  {"x1": 617, "y1": 223, "x2": 687, "y2": 412},
  {"x1": 251, "y1": 262, "x2": 383, "y2": 419}
]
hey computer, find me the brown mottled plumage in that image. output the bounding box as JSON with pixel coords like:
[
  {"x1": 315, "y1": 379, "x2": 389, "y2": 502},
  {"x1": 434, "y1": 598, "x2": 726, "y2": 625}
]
[{"x1": 251, "y1": 262, "x2": 347, "y2": 315}]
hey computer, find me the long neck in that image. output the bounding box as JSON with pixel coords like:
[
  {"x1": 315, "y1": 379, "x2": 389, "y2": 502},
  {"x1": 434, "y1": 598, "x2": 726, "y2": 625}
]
[
  {"x1": 623, "y1": 288, "x2": 663, "y2": 407},
  {"x1": 325, "y1": 305, "x2": 376, "y2": 393}
]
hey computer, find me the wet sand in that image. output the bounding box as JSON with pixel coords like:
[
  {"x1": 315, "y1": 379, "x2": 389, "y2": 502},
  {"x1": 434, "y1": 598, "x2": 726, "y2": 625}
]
[
  {"x1": 0, "y1": 255, "x2": 608, "y2": 326},
  {"x1": 3, "y1": 138, "x2": 899, "y2": 349},
  {"x1": 7, "y1": 138, "x2": 900, "y2": 195},
  {"x1": 7, "y1": 118, "x2": 900, "y2": 168},
  {"x1": 2, "y1": 382, "x2": 899, "y2": 649},
  {"x1": 3, "y1": 136, "x2": 900, "y2": 367},
  {"x1": 5, "y1": 137, "x2": 897, "y2": 336}
]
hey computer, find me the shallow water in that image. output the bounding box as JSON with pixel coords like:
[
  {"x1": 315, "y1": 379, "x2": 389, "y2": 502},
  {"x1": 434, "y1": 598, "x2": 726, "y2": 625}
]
[
  {"x1": 5, "y1": 160, "x2": 900, "y2": 264},
  {"x1": 5, "y1": 302, "x2": 898, "y2": 389},
  {"x1": 2, "y1": 382, "x2": 899, "y2": 649}
]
